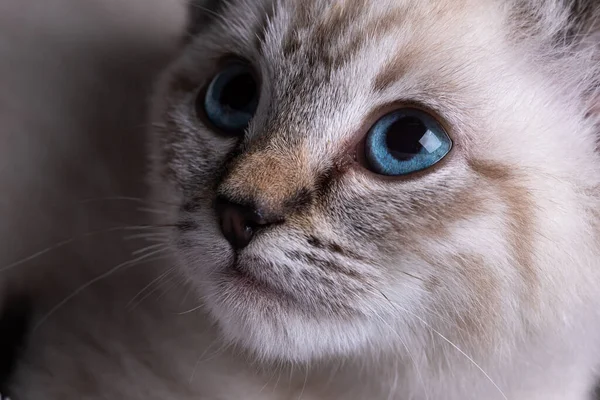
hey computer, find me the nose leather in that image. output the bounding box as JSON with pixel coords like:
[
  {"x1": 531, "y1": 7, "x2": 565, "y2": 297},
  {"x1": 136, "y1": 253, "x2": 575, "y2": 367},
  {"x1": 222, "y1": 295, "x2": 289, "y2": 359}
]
[{"x1": 215, "y1": 197, "x2": 282, "y2": 249}]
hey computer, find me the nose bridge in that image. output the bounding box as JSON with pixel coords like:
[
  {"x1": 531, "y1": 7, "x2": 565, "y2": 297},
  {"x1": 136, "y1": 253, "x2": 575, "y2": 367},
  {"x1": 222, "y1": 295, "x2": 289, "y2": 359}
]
[{"x1": 219, "y1": 144, "x2": 313, "y2": 214}]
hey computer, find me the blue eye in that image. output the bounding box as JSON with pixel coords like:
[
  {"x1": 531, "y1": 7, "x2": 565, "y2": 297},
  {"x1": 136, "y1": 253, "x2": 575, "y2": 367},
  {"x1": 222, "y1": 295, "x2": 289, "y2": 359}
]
[
  {"x1": 200, "y1": 63, "x2": 259, "y2": 135},
  {"x1": 364, "y1": 109, "x2": 452, "y2": 176}
]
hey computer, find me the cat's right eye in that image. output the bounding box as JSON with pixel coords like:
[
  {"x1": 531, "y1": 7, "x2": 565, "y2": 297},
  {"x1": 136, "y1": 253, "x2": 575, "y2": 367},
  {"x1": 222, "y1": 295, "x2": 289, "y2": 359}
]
[{"x1": 197, "y1": 62, "x2": 259, "y2": 136}]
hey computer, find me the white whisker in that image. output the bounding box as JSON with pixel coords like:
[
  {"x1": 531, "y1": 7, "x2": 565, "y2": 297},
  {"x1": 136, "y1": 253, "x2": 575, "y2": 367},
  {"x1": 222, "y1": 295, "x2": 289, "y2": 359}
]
[
  {"x1": 177, "y1": 302, "x2": 205, "y2": 315},
  {"x1": 125, "y1": 232, "x2": 170, "y2": 242},
  {"x1": 33, "y1": 249, "x2": 169, "y2": 332},
  {"x1": 371, "y1": 311, "x2": 429, "y2": 400},
  {"x1": 189, "y1": 339, "x2": 232, "y2": 384},
  {"x1": 78, "y1": 196, "x2": 178, "y2": 207},
  {"x1": 0, "y1": 226, "x2": 164, "y2": 274},
  {"x1": 378, "y1": 290, "x2": 507, "y2": 400},
  {"x1": 127, "y1": 267, "x2": 176, "y2": 310},
  {"x1": 132, "y1": 243, "x2": 170, "y2": 256},
  {"x1": 296, "y1": 364, "x2": 309, "y2": 400},
  {"x1": 138, "y1": 207, "x2": 170, "y2": 216}
]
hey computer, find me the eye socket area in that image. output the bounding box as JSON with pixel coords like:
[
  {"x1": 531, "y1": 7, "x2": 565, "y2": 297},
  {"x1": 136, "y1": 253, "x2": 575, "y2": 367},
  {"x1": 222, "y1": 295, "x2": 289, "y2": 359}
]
[
  {"x1": 197, "y1": 61, "x2": 260, "y2": 136},
  {"x1": 361, "y1": 108, "x2": 452, "y2": 176}
]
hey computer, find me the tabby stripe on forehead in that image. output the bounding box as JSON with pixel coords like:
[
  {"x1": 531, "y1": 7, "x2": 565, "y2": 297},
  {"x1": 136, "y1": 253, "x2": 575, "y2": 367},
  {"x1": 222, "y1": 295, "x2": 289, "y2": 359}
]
[
  {"x1": 310, "y1": 0, "x2": 365, "y2": 53},
  {"x1": 281, "y1": 0, "x2": 405, "y2": 73},
  {"x1": 308, "y1": 2, "x2": 362, "y2": 69},
  {"x1": 373, "y1": 52, "x2": 411, "y2": 92}
]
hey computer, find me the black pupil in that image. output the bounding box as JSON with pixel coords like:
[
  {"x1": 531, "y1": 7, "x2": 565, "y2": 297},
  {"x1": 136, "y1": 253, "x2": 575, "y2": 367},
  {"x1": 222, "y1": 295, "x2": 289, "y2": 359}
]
[
  {"x1": 220, "y1": 72, "x2": 256, "y2": 111},
  {"x1": 385, "y1": 116, "x2": 427, "y2": 160}
]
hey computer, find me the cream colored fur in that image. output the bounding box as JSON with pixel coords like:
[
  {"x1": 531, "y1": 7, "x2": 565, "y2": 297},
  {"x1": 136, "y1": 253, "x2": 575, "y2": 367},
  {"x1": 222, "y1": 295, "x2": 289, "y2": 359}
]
[{"x1": 4, "y1": 0, "x2": 600, "y2": 399}]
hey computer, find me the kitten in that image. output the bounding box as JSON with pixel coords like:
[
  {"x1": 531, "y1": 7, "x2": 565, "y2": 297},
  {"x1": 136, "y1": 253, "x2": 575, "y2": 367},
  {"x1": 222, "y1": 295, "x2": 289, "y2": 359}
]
[{"x1": 8, "y1": 0, "x2": 600, "y2": 399}]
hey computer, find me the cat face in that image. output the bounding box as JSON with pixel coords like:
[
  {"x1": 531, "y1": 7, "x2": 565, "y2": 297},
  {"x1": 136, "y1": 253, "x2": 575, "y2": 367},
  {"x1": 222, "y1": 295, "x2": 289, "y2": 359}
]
[{"x1": 149, "y1": 0, "x2": 600, "y2": 363}]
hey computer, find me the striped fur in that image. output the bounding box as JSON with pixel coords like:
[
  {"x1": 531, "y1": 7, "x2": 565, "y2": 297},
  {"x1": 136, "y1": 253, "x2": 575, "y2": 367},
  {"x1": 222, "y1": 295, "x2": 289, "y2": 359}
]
[
  {"x1": 145, "y1": 0, "x2": 600, "y2": 398},
  {"x1": 11, "y1": 0, "x2": 600, "y2": 399}
]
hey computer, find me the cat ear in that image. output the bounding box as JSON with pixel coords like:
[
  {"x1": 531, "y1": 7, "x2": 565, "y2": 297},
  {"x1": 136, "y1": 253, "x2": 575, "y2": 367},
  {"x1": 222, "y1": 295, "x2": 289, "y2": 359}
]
[
  {"x1": 569, "y1": 1, "x2": 600, "y2": 124},
  {"x1": 185, "y1": 0, "x2": 225, "y2": 42},
  {"x1": 514, "y1": 0, "x2": 600, "y2": 119}
]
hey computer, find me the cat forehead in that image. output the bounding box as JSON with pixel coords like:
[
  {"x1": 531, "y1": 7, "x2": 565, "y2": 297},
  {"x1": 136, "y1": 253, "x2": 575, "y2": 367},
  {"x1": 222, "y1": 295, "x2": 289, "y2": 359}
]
[
  {"x1": 192, "y1": 0, "x2": 507, "y2": 137},
  {"x1": 201, "y1": 0, "x2": 503, "y2": 79}
]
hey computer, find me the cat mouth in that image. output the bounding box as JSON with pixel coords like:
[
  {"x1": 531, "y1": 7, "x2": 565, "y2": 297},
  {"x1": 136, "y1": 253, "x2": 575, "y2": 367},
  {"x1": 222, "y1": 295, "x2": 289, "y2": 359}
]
[{"x1": 225, "y1": 261, "x2": 289, "y2": 299}]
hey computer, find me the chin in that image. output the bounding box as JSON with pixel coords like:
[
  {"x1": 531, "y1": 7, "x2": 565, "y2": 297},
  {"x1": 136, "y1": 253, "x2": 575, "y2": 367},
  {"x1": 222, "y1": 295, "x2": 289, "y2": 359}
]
[{"x1": 195, "y1": 256, "x2": 378, "y2": 364}]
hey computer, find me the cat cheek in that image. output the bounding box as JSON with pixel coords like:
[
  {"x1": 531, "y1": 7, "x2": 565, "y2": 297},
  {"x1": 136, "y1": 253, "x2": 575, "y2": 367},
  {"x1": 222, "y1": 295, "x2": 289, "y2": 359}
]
[{"x1": 176, "y1": 224, "x2": 236, "y2": 279}]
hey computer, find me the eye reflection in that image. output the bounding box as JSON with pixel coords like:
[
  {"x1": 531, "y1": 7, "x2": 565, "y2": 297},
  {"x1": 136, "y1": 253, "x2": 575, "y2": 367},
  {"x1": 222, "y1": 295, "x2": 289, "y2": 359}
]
[
  {"x1": 364, "y1": 108, "x2": 452, "y2": 176},
  {"x1": 199, "y1": 62, "x2": 259, "y2": 136}
]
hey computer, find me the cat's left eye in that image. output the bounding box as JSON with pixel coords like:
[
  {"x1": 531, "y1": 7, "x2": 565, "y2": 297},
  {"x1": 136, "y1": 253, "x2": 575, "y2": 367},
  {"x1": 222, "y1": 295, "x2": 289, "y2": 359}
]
[
  {"x1": 364, "y1": 108, "x2": 452, "y2": 176},
  {"x1": 199, "y1": 62, "x2": 259, "y2": 136}
]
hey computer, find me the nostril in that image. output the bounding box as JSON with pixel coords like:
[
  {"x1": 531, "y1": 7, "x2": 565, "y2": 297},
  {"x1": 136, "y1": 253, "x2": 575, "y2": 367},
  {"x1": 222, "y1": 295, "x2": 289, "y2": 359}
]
[
  {"x1": 219, "y1": 204, "x2": 254, "y2": 249},
  {"x1": 246, "y1": 209, "x2": 276, "y2": 227},
  {"x1": 215, "y1": 196, "x2": 282, "y2": 250}
]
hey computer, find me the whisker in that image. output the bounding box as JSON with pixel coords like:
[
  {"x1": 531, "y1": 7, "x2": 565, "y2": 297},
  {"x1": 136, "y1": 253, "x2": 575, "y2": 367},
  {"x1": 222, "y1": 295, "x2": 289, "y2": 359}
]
[
  {"x1": 78, "y1": 196, "x2": 179, "y2": 207},
  {"x1": 126, "y1": 224, "x2": 179, "y2": 230},
  {"x1": 32, "y1": 249, "x2": 169, "y2": 332},
  {"x1": 155, "y1": 277, "x2": 184, "y2": 302},
  {"x1": 273, "y1": 367, "x2": 283, "y2": 394},
  {"x1": 136, "y1": 121, "x2": 168, "y2": 131},
  {"x1": 177, "y1": 302, "x2": 205, "y2": 315},
  {"x1": 186, "y1": 0, "x2": 228, "y2": 21},
  {"x1": 125, "y1": 237, "x2": 170, "y2": 244},
  {"x1": 189, "y1": 339, "x2": 232, "y2": 384},
  {"x1": 297, "y1": 364, "x2": 309, "y2": 400},
  {"x1": 258, "y1": 362, "x2": 282, "y2": 395},
  {"x1": 377, "y1": 290, "x2": 507, "y2": 400},
  {"x1": 189, "y1": 340, "x2": 217, "y2": 384},
  {"x1": 127, "y1": 267, "x2": 177, "y2": 310},
  {"x1": 179, "y1": 285, "x2": 194, "y2": 306},
  {"x1": 182, "y1": 0, "x2": 242, "y2": 39},
  {"x1": 138, "y1": 207, "x2": 170, "y2": 216},
  {"x1": 0, "y1": 226, "x2": 170, "y2": 274},
  {"x1": 124, "y1": 232, "x2": 171, "y2": 241},
  {"x1": 132, "y1": 243, "x2": 170, "y2": 257},
  {"x1": 370, "y1": 311, "x2": 429, "y2": 400}
]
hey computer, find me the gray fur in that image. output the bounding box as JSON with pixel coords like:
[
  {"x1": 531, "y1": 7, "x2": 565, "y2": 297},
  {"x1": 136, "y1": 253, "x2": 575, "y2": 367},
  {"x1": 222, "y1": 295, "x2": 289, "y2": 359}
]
[{"x1": 7, "y1": 0, "x2": 600, "y2": 399}]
